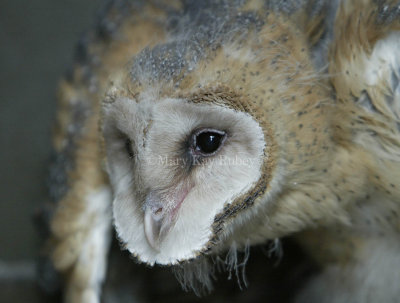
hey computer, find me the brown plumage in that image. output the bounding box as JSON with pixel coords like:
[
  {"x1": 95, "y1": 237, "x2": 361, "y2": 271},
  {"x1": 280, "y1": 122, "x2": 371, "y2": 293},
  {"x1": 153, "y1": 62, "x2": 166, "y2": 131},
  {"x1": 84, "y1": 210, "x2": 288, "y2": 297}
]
[{"x1": 44, "y1": 1, "x2": 400, "y2": 302}]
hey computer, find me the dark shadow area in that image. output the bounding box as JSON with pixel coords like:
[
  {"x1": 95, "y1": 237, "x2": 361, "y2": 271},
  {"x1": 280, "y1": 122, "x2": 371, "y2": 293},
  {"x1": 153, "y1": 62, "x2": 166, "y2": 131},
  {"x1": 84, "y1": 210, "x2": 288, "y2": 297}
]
[{"x1": 101, "y1": 238, "x2": 318, "y2": 303}]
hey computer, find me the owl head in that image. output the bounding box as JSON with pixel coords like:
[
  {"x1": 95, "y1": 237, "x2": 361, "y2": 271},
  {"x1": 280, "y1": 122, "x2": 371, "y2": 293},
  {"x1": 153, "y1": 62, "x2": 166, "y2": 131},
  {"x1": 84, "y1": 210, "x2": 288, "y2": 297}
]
[{"x1": 101, "y1": 7, "x2": 337, "y2": 268}]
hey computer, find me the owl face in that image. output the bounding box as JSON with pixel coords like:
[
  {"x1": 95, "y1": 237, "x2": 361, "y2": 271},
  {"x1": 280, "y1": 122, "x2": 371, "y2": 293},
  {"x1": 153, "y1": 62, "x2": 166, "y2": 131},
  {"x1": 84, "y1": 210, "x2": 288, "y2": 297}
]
[
  {"x1": 100, "y1": 5, "x2": 335, "y2": 266},
  {"x1": 102, "y1": 91, "x2": 266, "y2": 265}
]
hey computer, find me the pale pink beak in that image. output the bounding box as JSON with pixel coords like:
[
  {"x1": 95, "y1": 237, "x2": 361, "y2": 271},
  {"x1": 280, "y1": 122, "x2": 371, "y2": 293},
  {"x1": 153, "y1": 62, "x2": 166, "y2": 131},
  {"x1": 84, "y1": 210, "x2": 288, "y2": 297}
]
[{"x1": 143, "y1": 184, "x2": 192, "y2": 251}]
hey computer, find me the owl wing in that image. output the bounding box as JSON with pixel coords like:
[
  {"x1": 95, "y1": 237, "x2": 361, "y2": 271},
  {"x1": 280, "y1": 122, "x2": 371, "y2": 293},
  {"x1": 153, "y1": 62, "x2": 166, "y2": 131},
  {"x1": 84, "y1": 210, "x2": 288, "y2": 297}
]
[
  {"x1": 44, "y1": 1, "x2": 174, "y2": 301},
  {"x1": 330, "y1": 0, "x2": 400, "y2": 126}
]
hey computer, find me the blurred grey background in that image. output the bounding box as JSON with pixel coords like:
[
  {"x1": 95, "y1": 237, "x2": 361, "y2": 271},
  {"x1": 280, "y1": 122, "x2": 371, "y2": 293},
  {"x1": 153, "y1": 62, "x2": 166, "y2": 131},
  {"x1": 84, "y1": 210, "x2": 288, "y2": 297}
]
[{"x1": 0, "y1": 0, "x2": 103, "y2": 301}]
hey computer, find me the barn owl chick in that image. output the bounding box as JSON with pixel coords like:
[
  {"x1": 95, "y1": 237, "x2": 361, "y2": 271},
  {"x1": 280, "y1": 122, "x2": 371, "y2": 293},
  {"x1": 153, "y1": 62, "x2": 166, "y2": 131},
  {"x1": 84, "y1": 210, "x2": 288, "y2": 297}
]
[{"x1": 46, "y1": 0, "x2": 400, "y2": 302}]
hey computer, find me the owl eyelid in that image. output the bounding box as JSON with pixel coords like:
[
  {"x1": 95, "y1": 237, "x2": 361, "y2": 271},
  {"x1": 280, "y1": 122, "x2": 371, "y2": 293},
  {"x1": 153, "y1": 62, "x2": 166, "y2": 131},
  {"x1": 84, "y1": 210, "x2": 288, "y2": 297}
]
[{"x1": 190, "y1": 128, "x2": 227, "y2": 157}]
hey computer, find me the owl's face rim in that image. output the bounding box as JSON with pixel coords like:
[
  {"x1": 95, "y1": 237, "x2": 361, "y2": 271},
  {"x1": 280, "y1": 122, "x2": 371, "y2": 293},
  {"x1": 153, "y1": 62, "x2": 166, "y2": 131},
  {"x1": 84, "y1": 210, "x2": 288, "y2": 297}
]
[{"x1": 102, "y1": 91, "x2": 268, "y2": 265}]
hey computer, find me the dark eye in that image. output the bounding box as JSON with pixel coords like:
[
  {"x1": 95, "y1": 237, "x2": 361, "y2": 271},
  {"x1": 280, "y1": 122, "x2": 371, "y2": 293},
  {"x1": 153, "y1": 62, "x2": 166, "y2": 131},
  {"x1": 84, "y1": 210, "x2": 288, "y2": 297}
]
[
  {"x1": 125, "y1": 137, "x2": 134, "y2": 158},
  {"x1": 193, "y1": 129, "x2": 226, "y2": 155}
]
